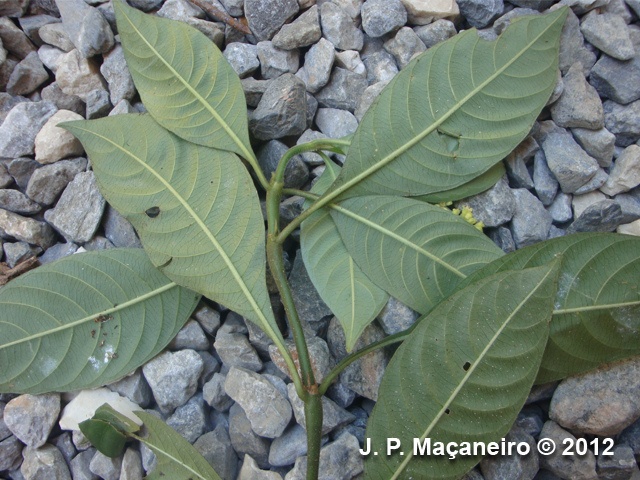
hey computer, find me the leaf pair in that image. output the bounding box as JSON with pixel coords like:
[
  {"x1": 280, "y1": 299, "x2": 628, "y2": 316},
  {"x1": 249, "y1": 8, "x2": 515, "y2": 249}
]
[{"x1": 80, "y1": 404, "x2": 222, "y2": 480}]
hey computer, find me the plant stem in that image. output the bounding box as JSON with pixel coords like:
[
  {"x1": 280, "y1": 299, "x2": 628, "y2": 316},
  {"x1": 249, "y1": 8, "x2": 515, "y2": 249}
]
[
  {"x1": 273, "y1": 139, "x2": 350, "y2": 186},
  {"x1": 304, "y1": 393, "x2": 324, "y2": 479}
]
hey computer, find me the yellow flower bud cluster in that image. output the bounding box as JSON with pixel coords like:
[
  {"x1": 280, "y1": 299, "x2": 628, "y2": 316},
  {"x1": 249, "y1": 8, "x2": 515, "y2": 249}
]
[{"x1": 436, "y1": 202, "x2": 485, "y2": 232}]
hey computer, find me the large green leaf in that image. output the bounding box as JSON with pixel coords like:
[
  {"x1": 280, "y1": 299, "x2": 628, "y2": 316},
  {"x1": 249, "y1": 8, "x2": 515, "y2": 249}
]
[
  {"x1": 301, "y1": 160, "x2": 388, "y2": 351},
  {"x1": 330, "y1": 196, "x2": 504, "y2": 314},
  {"x1": 114, "y1": 1, "x2": 253, "y2": 160},
  {"x1": 365, "y1": 260, "x2": 561, "y2": 480},
  {"x1": 324, "y1": 8, "x2": 567, "y2": 201},
  {"x1": 0, "y1": 249, "x2": 198, "y2": 394},
  {"x1": 461, "y1": 233, "x2": 640, "y2": 383},
  {"x1": 415, "y1": 162, "x2": 506, "y2": 204},
  {"x1": 62, "y1": 115, "x2": 284, "y2": 347}
]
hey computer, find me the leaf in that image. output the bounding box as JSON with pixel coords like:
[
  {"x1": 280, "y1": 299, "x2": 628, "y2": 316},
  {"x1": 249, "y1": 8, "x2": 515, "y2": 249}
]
[
  {"x1": 79, "y1": 404, "x2": 140, "y2": 458},
  {"x1": 365, "y1": 260, "x2": 561, "y2": 480},
  {"x1": 301, "y1": 160, "x2": 388, "y2": 351},
  {"x1": 330, "y1": 195, "x2": 504, "y2": 314},
  {"x1": 0, "y1": 248, "x2": 198, "y2": 394},
  {"x1": 415, "y1": 162, "x2": 506, "y2": 204},
  {"x1": 460, "y1": 233, "x2": 640, "y2": 383},
  {"x1": 62, "y1": 115, "x2": 284, "y2": 346},
  {"x1": 114, "y1": 1, "x2": 253, "y2": 160},
  {"x1": 135, "y1": 411, "x2": 222, "y2": 480},
  {"x1": 325, "y1": 8, "x2": 567, "y2": 201}
]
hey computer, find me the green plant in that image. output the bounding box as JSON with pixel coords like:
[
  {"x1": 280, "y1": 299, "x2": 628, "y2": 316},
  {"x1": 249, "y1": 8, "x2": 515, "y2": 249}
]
[{"x1": 1, "y1": 4, "x2": 640, "y2": 480}]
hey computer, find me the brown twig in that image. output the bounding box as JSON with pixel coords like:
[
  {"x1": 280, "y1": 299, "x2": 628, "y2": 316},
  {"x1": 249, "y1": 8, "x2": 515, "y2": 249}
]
[
  {"x1": 0, "y1": 256, "x2": 39, "y2": 286},
  {"x1": 187, "y1": 0, "x2": 251, "y2": 35}
]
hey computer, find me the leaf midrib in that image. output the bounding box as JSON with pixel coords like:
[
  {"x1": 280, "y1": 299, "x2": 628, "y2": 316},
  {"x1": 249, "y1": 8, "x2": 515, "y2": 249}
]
[
  {"x1": 0, "y1": 282, "x2": 178, "y2": 351},
  {"x1": 389, "y1": 263, "x2": 558, "y2": 480},
  {"x1": 319, "y1": 10, "x2": 564, "y2": 207},
  {"x1": 116, "y1": 2, "x2": 255, "y2": 162},
  {"x1": 66, "y1": 125, "x2": 282, "y2": 346}
]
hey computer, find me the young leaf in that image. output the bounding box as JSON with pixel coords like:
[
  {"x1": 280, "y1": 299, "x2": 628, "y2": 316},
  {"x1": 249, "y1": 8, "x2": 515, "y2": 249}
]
[
  {"x1": 114, "y1": 1, "x2": 253, "y2": 161},
  {"x1": 415, "y1": 162, "x2": 506, "y2": 204},
  {"x1": 330, "y1": 196, "x2": 503, "y2": 314},
  {"x1": 301, "y1": 160, "x2": 389, "y2": 351},
  {"x1": 79, "y1": 404, "x2": 140, "y2": 458},
  {"x1": 134, "y1": 411, "x2": 222, "y2": 480},
  {"x1": 365, "y1": 260, "x2": 561, "y2": 480},
  {"x1": 325, "y1": 8, "x2": 567, "y2": 201},
  {"x1": 62, "y1": 115, "x2": 285, "y2": 347},
  {"x1": 0, "y1": 249, "x2": 198, "y2": 394},
  {"x1": 460, "y1": 233, "x2": 640, "y2": 383}
]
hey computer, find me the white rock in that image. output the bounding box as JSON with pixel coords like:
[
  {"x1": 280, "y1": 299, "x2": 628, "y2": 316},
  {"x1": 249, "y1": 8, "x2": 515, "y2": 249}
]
[
  {"x1": 618, "y1": 219, "x2": 640, "y2": 236},
  {"x1": 56, "y1": 49, "x2": 107, "y2": 102},
  {"x1": 399, "y1": 0, "x2": 459, "y2": 25},
  {"x1": 58, "y1": 388, "x2": 143, "y2": 431},
  {"x1": 35, "y1": 110, "x2": 84, "y2": 164},
  {"x1": 572, "y1": 190, "x2": 606, "y2": 218},
  {"x1": 600, "y1": 145, "x2": 640, "y2": 196}
]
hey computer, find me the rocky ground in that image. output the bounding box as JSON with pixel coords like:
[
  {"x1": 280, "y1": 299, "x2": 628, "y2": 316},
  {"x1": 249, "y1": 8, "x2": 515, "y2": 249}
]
[{"x1": 1, "y1": 0, "x2": 640, "y2": 478}]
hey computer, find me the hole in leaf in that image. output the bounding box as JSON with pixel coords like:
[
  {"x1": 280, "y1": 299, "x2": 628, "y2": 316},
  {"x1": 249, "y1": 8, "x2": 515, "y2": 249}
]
[
  {"x1": 145, "y1": 206, "x2": 160, "y2": 218},
  {"x1": 437, "y1": 129, "x2": 460, "y2": 154},
  {"x1": 444, "y1": 408, "x2": 451, "y2": 415},
  {"x1": 463, "y1": 361, "x2": 471, "y2": 371}
]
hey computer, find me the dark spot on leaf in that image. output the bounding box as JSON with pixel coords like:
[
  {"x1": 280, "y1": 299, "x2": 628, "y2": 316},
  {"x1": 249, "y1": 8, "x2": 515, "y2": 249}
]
[
  {"x1": 463, "y1": 361, "x2": 471, "y2": 371},
  {"x1": 445, "y1": 408, "x2": 450, "y2": 415},
  {"x1": 145, "y1": 206, "x2": 160, "y2": 218}
]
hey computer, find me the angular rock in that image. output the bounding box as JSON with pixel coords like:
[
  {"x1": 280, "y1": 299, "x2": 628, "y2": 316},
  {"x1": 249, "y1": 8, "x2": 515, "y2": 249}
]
[
  {"x1": 0, "y1": 165, "x2": 12, "y2": 189},
  {"x1": 604, "y1": 99, "x2": 640, "y2": 146},
  {"x1": 509, "y1": 188, "x2": 553, "y2": 248},
  {"x1": 288, "y1": 250, "x2": 332, "y2": 328},
  {"x1": 551, "y1": 63, "x2": 604, "y2": 130},
  {"x1": 192, "y1": 302, "x2": 221, "y2": 336},
  {"x1": 550, "y1": 356, "x2": 640, "y2": 435},
  {"x1": 41, "y1": 82, "x2": 85, "y2": 115},
  {"x1": 224, "y1": 366, "x2": 292, "y2": 439},
  {"x1": 7, "y1": 51, "x2": 48, "y2": 96},
  {"x1": 320, "y1": 2, "x2": 363, "y2": 51},
  {"x1": 241, "y1": 78, "x2": 270, "y2": 108},
  {"x1": 56, "y1": 49, "x2": 106, "y2": 102},
  {"x1": 269, "y1": 424, "x2": 315, "y2": 467},
  {"x1": 399, "y1": 0, "x2": 459, "y2": 25},
  {"x1": 363, "y1": 50, "x2": 398, "y2": 85},
  {"x1": 249, "y1": 73, "x2": 306, "y2": 140},
  {"x1": 315, "y1": 108, "x2": 358, "y2": 139},
  {"x1": 25, "y1": 157, "x2": 86, "y2": 205},
  {"x1": 354, "y1": 81, "x2": 387, "y2": 122},
  {"x1": 85, "y1": 88, "x2": 111, "y2": 119},
  {"x1": 257, "y1": 41, "x2": 299, "y2": 80},
  {"x1": 457, "y1": 0, "x2": 503, "y2": 28},
  {"x1": 334, "y1": 50, "x2": 366, "y2": 78},
  {"x1": 109, "y1": 98, "x2": 136, "y2": 116},
  {"x1": 38, "y1": 23, "x2": 73, "y2": 51},
  {"x1": 568, "y1": 199, "x2": 624, "y2": 233},
  {"x1": 58, "y1": 389, "x2": 143, "y2": 432},
  {"x1": 100, "y1": 44, "x2": 135, "y2": 105},
  {"x1": 377, "y1": 297, "x2": 418, "y2": 335},
  {"x1": 616, "y1": 193, "x2": 640, "y2": 223},
  {"x1": 0, "y1": 17, "x2": 36, "y2": 59},
  {"x1": 194, "y1": 426, "x2": 238, "y2": 480},
  {"x1": 571, "y1": 127, "x2": 616, "y2": 168},
  {"x1": 547, "y1": 192, "x2": 573, "y2": 223},
  {"x1": 557, "y1": 7, "x2": 596, "y2": 74},
  {"x1": 21, "y1": 444, "x2": 72, "y2": 480},
  {"x1": 0, "y1": 190, "x2": 41, "y2": 215},
  {"x1": 4, "y1": 394, "x2": 59, "y2": 448},
  {"x1": 34, "y1": 109, "x2": 84, "y2": 164},
  {"x1": 273, "y1": 5, "x2": 321, "y2": 50},
  {"x1": 142, "y1": 349, "x2": 204, "y2": 413},
  {"x1": 493, "y1": 7, "x2": 540, "y2": 34},
  {"x1": 229, "y1": 403, "x2": 271, "y2": 468},
  {"x1": 0, "y1": 100, "x2": 57, "y2": 158},
  {"x1": 100, "y1": 205, "x2": 141, "y2": 248},
  {"x1": 572, "y1": 167, "x2": 608, "y2": 194},
  {"x1": 56, "y1": 0, "x2": 114, "y2": 58},
  {"x1": 89, "y1": 451, "x2": 121, "y2": 480},
  {"x1": 504, "y1": 137, "x2": 537, "y2": 189},
  {"x1": 268, "y1": 336, "x2": 334, "y2": 384},
  {"x1": 166, "y1": 394, "x2": 207, "y2": 444},
  {"x1": 541, "y1": 129, "x2": 599, "y2": 193},
  {"x1": 480, "y1": 425, "x2": 539, "y2": 480},
  {"x1": 121, "y1": 448, "x2": 143, "y2": 480},
  {"x1": 455, "y1": 175, "x2": 516, "y2": 227},
  {"x1": 44, "y1": 171, "x2": 105, "y2": 243},
  {"x1": 596, "y1": 444, "x2": 637, "y2": 480},
  {"x1": 214, "y1": 331, "x2": 263, "y2": 371},
  {"x1": 383, "y1": 26, "x2": 425, "y2": 69},
  {"x1": 572, "y1": 190, "x2": 606, "y2": 218},
  {"x1": 37, "y1": 44, "x2": 65, "y2": 73},
  {"x1": 0, "y1": 435, "x2": 22, "y2": 472},
  {"x1": 327, "y1": 317, "x2": 387, "y2": 401},
  {"x1": 223, "y1": 42, "x2": 259, "y2": 79},
  {"x1": 296, "y1": 38, "x2": 334, "y2": 94},
  {"x1": 4, "y1": 241, "x2": 41, "y2": 268},
  {"x1": 538, "y1": 421, "x2": 598, "y2": 480},
  {"x1": 0, "y1": 0, "x2": 29, "y2": 16},
  {"x1": 7, "y1": 158, "x2": 39, "y2": 190},
  {"x1": 244, "y1": 0, "x2": 298, "y2": 41},
  {"x1": 315, "y1": 67, "x2": 367, "y2": 112},
  {"x1": 287, "y1": 383, "x2": 355, "y2": 435},
  {"x1": 580, "y1": 12, "x2": 634, "y2": 61},
  {"x1": 533, "y1": 150, "x2": 559, "y2": 206},
  {"x1": 0, "y1": 209, "x2": 56, "y2": 248},
  {"x1": 168, "y1": 319, "x2": 209, "y2": 351},
  {"x1": 239, "y1": 455, "x2": 283, "y2": 480},
  {"x1": 601, "y1": 145, "x2": 640, "y2": 195},
  {"x1": 361, "y1": 0, "x2": 407, "y2": 38},
  {"x1": 107, "y1": 369, "x2": 152, "y2": 408},
  {"x1": 413, "y1": 19, "x2": 456, "y2": 48},
  {"x1": 39, "y1": 241, "x2": 78, "y2": 264},
  {"x1": 204, "y1": 373, "x2": 234, "y2": 412}
]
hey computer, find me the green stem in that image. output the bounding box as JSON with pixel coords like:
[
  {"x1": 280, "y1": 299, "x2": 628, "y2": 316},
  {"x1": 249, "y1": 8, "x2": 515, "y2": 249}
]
[
  {"x1": 319, "y1": 328, "x2": 412, "y2": 396},
  {"x1": 304, "y1": 393, "x2": 323, "y2": 480},
  {"x1": 274, "y1": 139, "x2": 350, "y2": 186}
]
